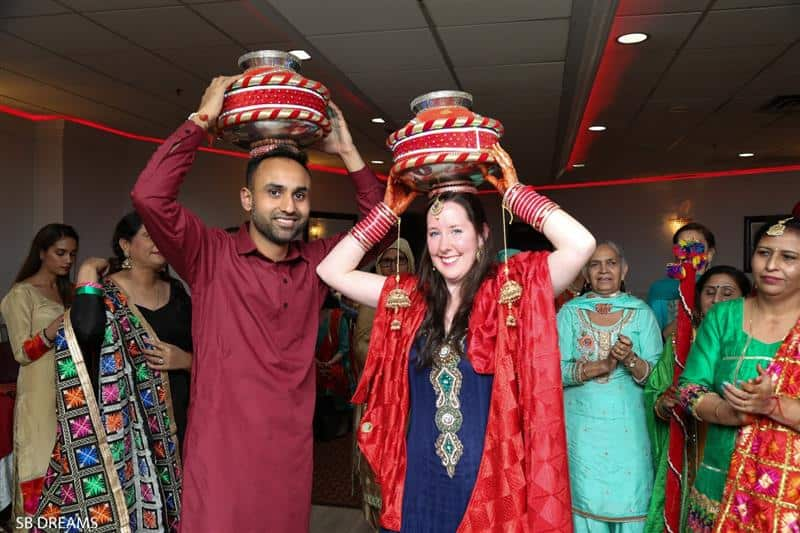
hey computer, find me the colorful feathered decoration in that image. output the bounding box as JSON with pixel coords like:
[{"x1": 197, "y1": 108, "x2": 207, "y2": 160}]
[{"x1": 666, "y1": 240, "x2": 708, "y2": 281}]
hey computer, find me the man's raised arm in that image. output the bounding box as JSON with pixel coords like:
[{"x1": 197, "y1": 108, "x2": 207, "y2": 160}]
[{"x1": 131, "y1": 75, "x2": 238, "y2": 285}]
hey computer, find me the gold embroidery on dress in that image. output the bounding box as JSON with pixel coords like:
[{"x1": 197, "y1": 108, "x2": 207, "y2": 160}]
[
  {"x1": 577, "y1": 309, "x2": 635, "y2": 384},
  {"x1": 688, "y1": 486, "x2": 720, "y2": 519},
  {"x1": 429, "y1": 338, "x2": 464, "y2": 478}
]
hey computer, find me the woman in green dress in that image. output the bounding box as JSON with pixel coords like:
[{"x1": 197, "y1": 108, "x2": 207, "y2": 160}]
[
  {"x1": 679, "y1": 216, "x2": 800, "y2": 532},
  {"x1": 643, "y1": 265, "x2": 751, "y2": 532},
  {"x1": 559, "y1": 241, "x2": 663, "y2": 532}
]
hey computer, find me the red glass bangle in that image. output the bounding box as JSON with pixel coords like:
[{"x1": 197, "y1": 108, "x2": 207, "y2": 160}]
[
  {"x1": 349, "y1": 202, "x2": 397, "y2": 251},
  {"x1": 22, "y1": 333, "x2": 51, "y2": 361},
  {"x1": 506, "y1": 185, "x2": 560, "y2": 232}
]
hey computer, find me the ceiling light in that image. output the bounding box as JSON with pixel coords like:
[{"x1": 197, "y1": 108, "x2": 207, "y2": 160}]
[
  {"x1": 588, "y1": 125, "x2": 607, "y2": 132},
  {"x1": 289, "y1": 50, "x2": 311, "y2": 60},
  {"x1": 572, "y1": 163, "x2": 586, "y2": 168},
  {"x1": 371, "y1": 117, "x2": 385, "y2": 124},
  {"x1": 370, "y1": 160, "x2": 385, "y2": 164},
  {"x1": 668, "y1": 216, "x2": 693, "y2": 235},
  {"x1": 617, "y1": 33, "x2": 649, "y2": 45},
  {"x1": 738, "y1": 152, "x2": 755, "y2": 158}
]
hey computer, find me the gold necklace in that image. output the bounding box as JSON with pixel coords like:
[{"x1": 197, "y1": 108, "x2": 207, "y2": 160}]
[{"x1": 732, "y1": 300, "x2": 757, "y2": 384}]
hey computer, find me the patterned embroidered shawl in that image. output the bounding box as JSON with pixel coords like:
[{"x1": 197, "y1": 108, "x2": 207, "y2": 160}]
[
  {"x1": 33, "y1": 280, "x2": 182, "y2": 532},
  {"x1": 714, "y1": 316, "x2": 800, "y2": 532}
]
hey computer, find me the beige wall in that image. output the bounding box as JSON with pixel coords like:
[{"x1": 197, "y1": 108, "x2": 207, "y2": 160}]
[
  {"x1": 2, "y1": 112, "x2": 798, "y2": 301},
  {"x1": 61, "y1": 121, "x2": 249, "y2": 260},
  {"x1": 61, "y1": 121, "x2": 364, "y2": 261},
  {"x1": 1, "y1": 114, "x2": 368, "y2": 293},
  {"x1": 0, "y1": 113, "x2": 35, "y2": 291},
  {"x1": 546, "y1": 172, "x2": 800, "y2": 296}
]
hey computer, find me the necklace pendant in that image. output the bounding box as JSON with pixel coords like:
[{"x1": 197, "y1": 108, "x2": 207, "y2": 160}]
[
  {"x1": 439, "y1": 344, "x2": 450, "y2": 357},
  {"x1": 595, "y1": 303, "x2": 612, "y2": 314}
]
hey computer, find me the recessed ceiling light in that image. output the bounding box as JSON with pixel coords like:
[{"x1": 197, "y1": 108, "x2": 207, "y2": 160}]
[
  {"x1": 572, "y1": 163, "x2": 586, "y2": 168},
  {"x1": 588, "y1": 125, "x2": 607, "y2": 132},
  {"x1": 289, "y1": 50, "x2": 311, "y2": 60},
  {"x1": 371, "y1": 117, "x2": 385, "y2": 124},
  {"x1": 370, "y1": 160, "x2": 385, "y2": 164},
  {"x1": 738, "y1": 152, "x2": 755, "y2": 158},
  {"x1": 617, "y1": 33, "x2": 649, "y2": 45}
]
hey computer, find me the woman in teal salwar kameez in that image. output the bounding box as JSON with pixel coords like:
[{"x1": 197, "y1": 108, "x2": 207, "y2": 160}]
[
  {"x1": 559, "y1": 241, "x2": 663, "y2": 532},
  {"x1": 643, "y1": 266, "x2": 750, "y2": 533}
]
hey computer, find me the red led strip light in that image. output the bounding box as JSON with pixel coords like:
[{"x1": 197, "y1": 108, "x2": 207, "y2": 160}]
[
  {"x1": 0, "y1": 103, "x2": 352, "y2": 176},
  {"x1": 1, "y1": 103, "x2": 797, "y2": 191}
]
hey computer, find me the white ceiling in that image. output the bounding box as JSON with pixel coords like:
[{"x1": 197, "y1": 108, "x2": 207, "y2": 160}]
[
  {"x1": 568, "y1": 0, "x2": 800, "y2": 180},
  {"x1": 0, "y1": 0, "x2": 798, "y2": 182}
]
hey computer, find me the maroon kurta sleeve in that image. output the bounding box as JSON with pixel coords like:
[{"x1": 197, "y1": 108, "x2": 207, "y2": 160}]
[
  {"x1": 130, "y1": 121, "x2": 212, "y2": 286},
  {"x1": 350, "y1": 165, "x2": 386, "y2": 218}
]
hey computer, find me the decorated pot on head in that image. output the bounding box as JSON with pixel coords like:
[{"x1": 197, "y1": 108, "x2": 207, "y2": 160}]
[
  {"x1": 386, "y1": 90, "x2": 504, "y2": 194},
  {"x1": 218, "y1": 50, "x2": 332, "y2": 156}
]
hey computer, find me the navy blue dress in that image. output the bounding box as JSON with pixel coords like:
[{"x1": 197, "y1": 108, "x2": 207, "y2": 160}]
[{"x1": 382, "y1": 338, "x2": 494, "y2": 533}]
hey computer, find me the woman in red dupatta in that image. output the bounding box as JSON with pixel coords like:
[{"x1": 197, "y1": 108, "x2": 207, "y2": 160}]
[
  {"x1": 316, "y1": 144, "x2": 595, "y2": 532},
  {"x1": 678, "y1": 216, "x2": 800, "y2": 532}
]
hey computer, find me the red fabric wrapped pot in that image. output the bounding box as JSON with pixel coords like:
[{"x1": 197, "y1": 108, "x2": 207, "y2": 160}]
[
  {"x1": 387, "y1": 91, "x2": 503, "y2": 192},
  {"x1": 218, "y1": 50, "x2": 331, "y2": 149}
]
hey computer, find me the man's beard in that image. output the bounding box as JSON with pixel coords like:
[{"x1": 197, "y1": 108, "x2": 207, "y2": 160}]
[{"x1": 251, "y1": 209, "x2": 307, "y2": 244}]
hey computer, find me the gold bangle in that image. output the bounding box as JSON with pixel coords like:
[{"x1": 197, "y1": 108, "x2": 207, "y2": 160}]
[{"x1": 714, "y1": 399, "x2": 725, "y2": 421}]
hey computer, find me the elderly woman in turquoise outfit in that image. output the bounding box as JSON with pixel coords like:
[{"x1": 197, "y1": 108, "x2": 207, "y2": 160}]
[{"x1": 558, "y1": 241, "x2": 663, "y2": 532}]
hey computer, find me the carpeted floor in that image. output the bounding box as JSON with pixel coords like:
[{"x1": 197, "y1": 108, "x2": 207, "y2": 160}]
[
  {"x1": 311, "y1": 505, "x2": 373, "y2": 533},
  {"x1": 312, "y1": 432, "x2": 362, "y2": 508}
]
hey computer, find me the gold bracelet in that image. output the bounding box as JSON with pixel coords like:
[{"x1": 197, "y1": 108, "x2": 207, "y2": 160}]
[
  {"x1": 574, "y1": 360, "x2": 586, "y2": 384},
  {"x1": 714, "y1": 398, "x2": 725, "y2": 421}
]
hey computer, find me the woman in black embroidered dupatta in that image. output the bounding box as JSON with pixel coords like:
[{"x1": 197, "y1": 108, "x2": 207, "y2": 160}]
[{"x1": 32, "y1": 213, "x2": 189, "y2": 533}]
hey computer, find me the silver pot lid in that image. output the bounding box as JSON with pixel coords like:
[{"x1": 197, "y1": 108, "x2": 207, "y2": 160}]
[
  {"x1": 410, "y1": 90, "x2": 473, "y2": 114},
  {"x1": 237, "y1": 50, "x2": 302, "y2": 72}
]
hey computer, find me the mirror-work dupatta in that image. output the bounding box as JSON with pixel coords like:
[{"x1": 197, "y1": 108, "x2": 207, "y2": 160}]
[{"x1": 33, "y1": 280, "x2": 182, "y2": 533}]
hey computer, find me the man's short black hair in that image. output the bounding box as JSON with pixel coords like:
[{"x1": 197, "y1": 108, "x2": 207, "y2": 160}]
[{"x1": 245, "y1": 146, "x2": 310, "y2": 189}]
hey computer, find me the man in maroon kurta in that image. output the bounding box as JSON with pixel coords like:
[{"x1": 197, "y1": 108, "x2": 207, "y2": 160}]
[{"x1": 131, "y1": 76, "x2": 385, "y2": 531}]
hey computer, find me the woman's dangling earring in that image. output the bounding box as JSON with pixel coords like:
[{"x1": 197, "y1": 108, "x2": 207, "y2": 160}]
[
  {"x1": 122, "y1": 254, "x2": 133, "y2": 270},
  {"x1": 476, "y1": 248, "x2": 484, "y2": 262}
]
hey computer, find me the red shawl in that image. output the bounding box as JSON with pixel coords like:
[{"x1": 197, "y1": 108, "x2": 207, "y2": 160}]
[
  {"x1": 714, "y1": 316, "x2": 800, "y2": 532},
  {"x1": 352, "y1": 252, "x2": 572, "y2": 532},
  {"x1": 664, "y1": 248, "x2": 701, "y2": 532}
]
